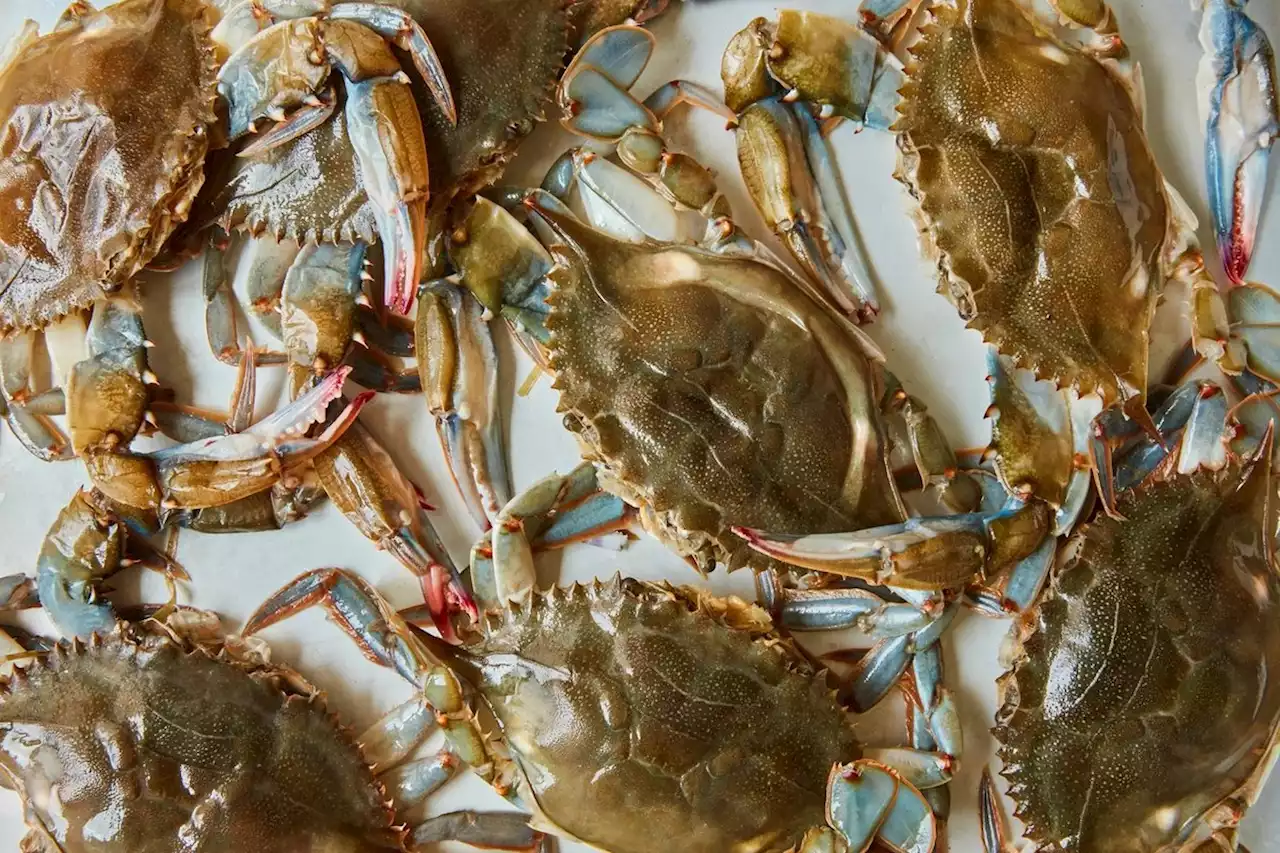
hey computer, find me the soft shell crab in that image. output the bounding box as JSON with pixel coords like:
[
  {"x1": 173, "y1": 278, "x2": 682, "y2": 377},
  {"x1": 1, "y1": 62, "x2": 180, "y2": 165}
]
[
  {"x1": 447, "y1": 185, "x2": 999, "y2": 584},
  {"x1": 0, "y1": 609, "x2": 550, "y2": 851},
  {"x1": 718, "y1": 0, "x2": 1223, "y2": 422},
  {"x1": 980, "y1": 384, "x2": 1280, "y2": 851},
  {"x1": 246, "y1": 469, "x2": 959, "y2": 853},
  {"x1": 0, "y1": 0, "x2": 450, "y2": 456}
]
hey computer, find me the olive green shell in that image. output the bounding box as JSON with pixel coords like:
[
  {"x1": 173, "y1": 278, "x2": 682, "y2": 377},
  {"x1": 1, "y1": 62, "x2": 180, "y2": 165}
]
[
  {"x1": 995, "y1": 462, "x2": 1280, "y2": 851},
  {"x1": 205, "y1": 0, "x2": 568, "y2": 249},
  {"x1": 539, "y1": 208, "x2": 903, "y2": 573},
  {"x1": 896, "y1": 0, "x2": 1169, "y2": 405},
  {"x1": 449, "y1": 578, "x2": 860, "y2": 853},
  {"x1": 0, "y1": 0, "x2": 218, "y2": 334},
  {"x1": 0, "y1": 630, "x2": 403, "y2": 852}
]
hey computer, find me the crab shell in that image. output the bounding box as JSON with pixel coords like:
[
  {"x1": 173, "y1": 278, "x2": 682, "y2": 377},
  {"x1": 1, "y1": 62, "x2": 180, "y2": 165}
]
[
  {"x1": 538, "y1": 208, "x2": 905, "y2": 573},
  {"x1": 0, "y1": 0, "x2": 219, "y2": 335},
  {"x1": 199, "y1": 0, "x2": 568, "y2": 255},
  {"x1": 994, "y1": 459, "x2": 1280, "y2": 850},
  {"x1": 440, "y1": 577, "x2": 861, "y2": 853},
  {"x1": 0, "y1": 621, "x2": 408, "y2": 852},
  {"x1": 895, "y1": 0, "x2": 1184, "y2": 407}
]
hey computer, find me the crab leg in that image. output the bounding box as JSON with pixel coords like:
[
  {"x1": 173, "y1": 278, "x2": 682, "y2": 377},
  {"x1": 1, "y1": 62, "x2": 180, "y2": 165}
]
[
  {"x1": 827, "y1": 760, "x2": 938, "y2": 853},
  {"x1": 978, "y1": 768, "x2": 1015, "y2": 853},
  {"x1": 411, "y1": 811, "x2": 542, "y2": 850},
  {"x1": 735, "y1": 490, "x2": 1052, "y2": 591},
  {"x1": 1198, "y1": 0, "x2": 1278, "y2": 284},
  {"x1": 66, "y1": 297, "x2": 152, "y2": 456},
  {"x1": 478, "y1": 464, "x2": 634, "y2": 607},
  {"x1": 203, "y1": 232, "x2": 294, "y2": 365},
  {"x1": 732, "y1": 94, "x2": 878, "y2": 319},
  {"x1": 245, "y1": 567, "x2": 491, "y2": 770},
  {"x1": 88, "y1": 368, "x2": 367, "y2": 511},
  {"x1": 313, "y1": 419, "x2": 476, "y2": 642},
  {"x1": 0, "y1": 574, "x2": 37, "y2": 610},
  {"x1": 0, "y1": 334, "x2": 72, "y2": 461},
  {"x1": 418, "y1": 281, "x2": 512, "y2": 531},
  {"x1": 360, "y1": 696, "x2": 439, "y2": 773},
  {"x1": 1228, "y1": 282, "x2": 1280, "y2": 383},
  {"x1": 380, "y1": 749, "x2": 460, "y2": 821},
  {"x1": 469, "y1": 464, "x2": 634, "y2": 614},
  {"x1": 778, "y1": 587, "x2": 938, "y2": 638},
  {"x1": 883, "y1": 373, "x2": 982, "y2": 513}
]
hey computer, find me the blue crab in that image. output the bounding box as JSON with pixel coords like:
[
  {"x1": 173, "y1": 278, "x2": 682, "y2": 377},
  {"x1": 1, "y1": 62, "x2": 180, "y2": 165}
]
[
  {"x1": 245, "y1": 468, "x2": 960, "y2": 853},
  {"x1": 976, "y1": 382, "x2": 1280, "y2": 851},
  {"x1": 0, "y1": 607, "x2": 550, "y2": 851}
]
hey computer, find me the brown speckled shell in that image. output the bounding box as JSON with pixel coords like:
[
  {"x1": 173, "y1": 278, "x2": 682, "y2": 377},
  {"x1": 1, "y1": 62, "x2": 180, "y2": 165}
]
[
  {"x1": 895, "y1": 0, "x2": 1168, "y2": 405},
  {"x1": 539, "y1": 209, "x2": 903, "y2": 573},
  {"x1": 994, "y1": 463, "x2": 1280, "y2": 851},
  {"x1": 452, "y1": 577, "x2": 860, "y2": 853},
  {"x1": 0, "y1": 0, "x2": 218, "y2": 335},
  {"x1": 0, "y1": 628, "x2": 405, "y2": 852}
]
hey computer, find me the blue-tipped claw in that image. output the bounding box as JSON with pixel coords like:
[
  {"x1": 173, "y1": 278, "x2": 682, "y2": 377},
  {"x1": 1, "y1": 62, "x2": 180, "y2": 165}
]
[{"x1": 1199, "y1": 0, "x2": 1278, "y2": 284}]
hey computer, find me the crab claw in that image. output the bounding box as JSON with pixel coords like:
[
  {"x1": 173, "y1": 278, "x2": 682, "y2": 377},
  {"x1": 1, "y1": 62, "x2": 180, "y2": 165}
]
[
  {"x1": 136, "y1": 368, "x2": 370, "y2": 510},
  {"x1": 345, "y1": 75, "x2": 429, "y2": 316},
  {"x1": 1199, "y1": 0, "x2": 1279, "y2": 284},
  {"x1": 246, "y1": 568, "x2": 489, "y2": 768}
]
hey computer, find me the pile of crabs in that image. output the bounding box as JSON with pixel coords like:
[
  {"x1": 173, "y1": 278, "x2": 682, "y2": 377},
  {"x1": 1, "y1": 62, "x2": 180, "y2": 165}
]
[{"x1": 0, "y1": 0, "x2": 1277, "y2": 850}]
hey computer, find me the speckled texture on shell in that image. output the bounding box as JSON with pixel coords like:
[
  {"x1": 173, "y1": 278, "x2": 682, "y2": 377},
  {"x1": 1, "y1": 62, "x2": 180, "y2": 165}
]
[
  {"x1": 995, "y1": 463, "x2": 1280, "y2": 851},
  {"x1": 0, "y1": 629, "x2": 404, "y2": 852},
  {"x1": 203, "y1": 0, "x2": 567, "y2": 249},
  {"x1": 0, "y1": 0, "x2": 218, "y2": 336},
  {"x1": 895, "y1": 0, "x2": 1169, "y2": 405},
  {"x1": 539, "y1": 209, "x2": 903, "y2": 573},
  {"x1": 450, "y1": 578, "x2": 860, "y2": 853}
]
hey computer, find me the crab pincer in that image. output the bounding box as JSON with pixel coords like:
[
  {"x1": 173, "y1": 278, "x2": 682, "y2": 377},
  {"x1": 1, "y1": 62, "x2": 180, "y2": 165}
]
[
  {"x1": 217, "y1": 13, "x2": 433, "y2": 315},
  {"x1": 1199, "y1": 0, "x2": 1278, "y2": 284},
  {"x1": 312, "y1": 419, "x2": 478, "y2": 642},
  {"x1": 85, "y1": 367, "x2": 368, "y2": 512}
]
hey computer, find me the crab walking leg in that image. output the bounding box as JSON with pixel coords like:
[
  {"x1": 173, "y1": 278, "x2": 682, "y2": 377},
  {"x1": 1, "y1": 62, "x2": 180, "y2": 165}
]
[
  {"x1": 32, "y1": 489, "x2": 188, "y2": 639},
  {"x1": 411, "y1": 811, "x2": 543, "y2": 850},
  {"x1": 0, "y1": 334, "x2": 73, "y2": 461},
  {"x1": 827, "y1": 760, "x2": 939, "y2": 853},
  {"x1": 555, "y1": 26, "x2": 749, "y2": 243},
  {"x1": 313, "y1": 419, "x2": 477, "y2": 642},
  {"x1": 202, "y1": 231, "x2": 294, "y2": 365},
  {"x1": 245, "y1": 568, "x2": 492, "y2": 771},
  {"x1": 468, "y1": 464, "x2": 635, "y2": 614},
  {"x1": 883, "y1": 373, "x2": 982, "y2": 513},
  {"x1": 481, "y1": 464, "x2": 635, "y2": 607},
  {"x1": 0, "y1": 574, "x2": 38, "y2": 610},
  {"x1": 65, "y1": 297, "x2": 153, "y2": 456},
  {"x1": 418, "y1": 281, "x2": 512, "y2": 531},
  {"x1": 979, "y1": 767, "x2": 1015, "y2": 853},
  {"x1": 1198, "y1": 0, "x2": 1279, "y2": 284},
  {"x1": 380, "y1": 749, "x2": 461, "y2": 822}
]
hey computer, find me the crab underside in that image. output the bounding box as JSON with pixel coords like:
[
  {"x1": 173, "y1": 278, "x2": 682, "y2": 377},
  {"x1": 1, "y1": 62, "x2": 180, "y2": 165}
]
[
  {"x1": 896, "y1": 0, "x2": 1170, "y2": 404},
  {"x1": 0, "y1": 0, "x2": 219, "y2": 334},
  {"x1": 443, "y1": 577, "x2": 861, "y2": 853},
  {"x1": 996, "y1": 465, "x2": 1280, "y2": 850},
  {"x1": 0, "y1": 626, "x2": 403, "y2": 852}
]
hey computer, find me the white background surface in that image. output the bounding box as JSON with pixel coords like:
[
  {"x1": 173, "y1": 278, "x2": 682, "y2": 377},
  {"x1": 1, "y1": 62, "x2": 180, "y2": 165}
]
[{"x1": 1, "y1": 0, "x2": 1278, "y2": 850}]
